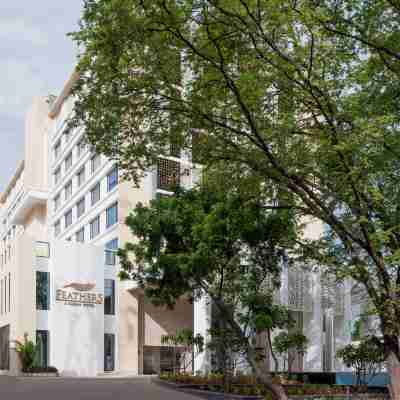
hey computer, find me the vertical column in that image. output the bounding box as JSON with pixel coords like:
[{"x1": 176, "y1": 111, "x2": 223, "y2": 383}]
[
  {"x1": 334, "y1": 279, "x2": 352, "y2": 371},
  {"x1": 303, "y1": 269, "x2": 323, "y2": 371},
  {"x1": 193, "y1": 295, "x2": 212, "y2": 374}
]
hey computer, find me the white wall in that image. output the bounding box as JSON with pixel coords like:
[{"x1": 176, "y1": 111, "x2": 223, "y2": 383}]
[{"x1": 50, "y1": 240, "x2": 105, "y2": 377}]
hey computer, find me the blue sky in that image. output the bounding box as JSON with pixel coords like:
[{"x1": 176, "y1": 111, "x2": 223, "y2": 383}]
[{"x1": 0, "y1": 1, "x2": 84, "y2": 191}]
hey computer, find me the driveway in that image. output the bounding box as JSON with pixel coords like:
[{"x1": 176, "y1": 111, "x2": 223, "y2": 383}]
[{"x1": 0, "y1": 377, "x2": 202, "y2": 400}]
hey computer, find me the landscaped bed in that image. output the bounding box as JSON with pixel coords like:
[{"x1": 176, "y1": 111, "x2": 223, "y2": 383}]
[{"x1": 158, "y1": 373, "x2": 389, "y2": 399}]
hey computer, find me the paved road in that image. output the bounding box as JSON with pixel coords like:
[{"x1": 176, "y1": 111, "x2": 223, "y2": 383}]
[{"x1": 0, "y1": 377, "x2": 202, "y2": 400}]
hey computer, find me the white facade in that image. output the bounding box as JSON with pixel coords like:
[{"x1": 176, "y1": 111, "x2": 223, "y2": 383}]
[{"x1": 0, "y1": 73, "x2": 361, "y2": 377}]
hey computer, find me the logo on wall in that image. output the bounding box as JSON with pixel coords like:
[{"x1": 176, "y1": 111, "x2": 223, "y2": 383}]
[{"x1": 56, "y1": 282, "x2": 104, "y2": 308}]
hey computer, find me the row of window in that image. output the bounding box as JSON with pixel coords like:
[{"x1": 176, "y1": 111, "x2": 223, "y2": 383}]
[
  {"x1": 54, "y1": 165, "x2": 118, "y2": 215},
  {"x1": 54, "y1": 152, "x2": 102, "y2": 194},
  {"x1": 55, "y1": 202, "x2": 118, "y2": 240},
  {"x1": 36, "y1": 271, "x2": 116, "y2": 315},
  {"x1": 53, "y1": 131, "x2": 85, "y2": 163},
  {"x1": 0, "y1": 273, "x2": 11, "y2": 315}
]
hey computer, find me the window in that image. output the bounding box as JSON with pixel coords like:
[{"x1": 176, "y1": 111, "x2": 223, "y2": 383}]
[
  {"x1": 157, "y1": 158, "x2": 180, "y2": 190},
  {"x1": 91, "y1": 153, "x2": 101, "y2": 174},
  {"x1": 77, "y1": 166, "x2": 85, "y2": 187},
  {"x1": 107, "y1": 166, "x2": 118, "y2": 192},
  {"x1": 76, "y1": 197, "x2": 85, "y2": 218},
  {"x1": 54, "y1": 220, "x2": 61, "y2": 236},
  {"x1": 54, "y1": 140, "x2": 61, "y2": 160},
  {"x1": 36, "y1": 241, "x2": 50, "y2": 258},
  {"x1": 106, "y1": 203, "x2": 118, "y2": 228},
  {"x1": 64, "y1": 209, "x2": 72, "y2": 228},
  {"x1": 54, "y1": 167, "x2": 61, "y2": 185},
  {"x1": 64, "y1": 131, "x2": 71, "y2": 143},
  {"x1": 104, "y1": 279, "x2": 115, "y2": 315},
  {"x1": 64, "y1": 180, "x2": 72, "y2": 200},
  {"x1": 65, "y1": 152, "x2": 73, "y2": 172},
  {"x1": 76, "y1": 227, "x2": 85, "y2": 243},
  {"x1": 54, "y1": 194, "x2": 60, "y2": 211},
  {"x1": 36, "y1": 331, "x2": 49, "y2": 368},
  {"x1": 77, "y1": 139, "x2": 86, "y2": 157},
  {"x1": 36, "y1": 271, "x2": 50, "y2": 310},
  {"x1": 91, "y1": 182, "x2": 100, "y2": 206},
  {"x1": 104, "y1": 334, "x2": 115, "y2": 371},
  {"x1": 105, "y1": 238, "x2": 118, "y2": 266},
  {"x1": 90, "y1": 216, "x2": 100, "y2": 239}
]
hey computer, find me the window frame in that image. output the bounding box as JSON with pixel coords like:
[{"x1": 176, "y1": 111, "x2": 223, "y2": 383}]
[{"x1": 106, "y1": 202, "x2": 118, "y2": 228}]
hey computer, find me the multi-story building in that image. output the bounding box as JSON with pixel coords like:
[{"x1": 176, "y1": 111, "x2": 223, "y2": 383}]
[{"x1": 0, "y1": 72, "x2": 363, "y2": 377}]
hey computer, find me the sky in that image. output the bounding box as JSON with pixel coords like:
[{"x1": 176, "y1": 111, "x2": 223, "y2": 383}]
[{"x1": 0, "y1": 1, "x2": 84, "y2": 191}]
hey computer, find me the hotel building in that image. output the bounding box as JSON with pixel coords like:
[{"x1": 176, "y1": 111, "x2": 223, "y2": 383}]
[{"x1": 0, "y1": 73, "x2": 368, "y2": 376}]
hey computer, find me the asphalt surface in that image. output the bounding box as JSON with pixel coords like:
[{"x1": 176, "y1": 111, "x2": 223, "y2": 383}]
[{"x1": 0, "y1": 377, "x2": 202, "y2": 400}]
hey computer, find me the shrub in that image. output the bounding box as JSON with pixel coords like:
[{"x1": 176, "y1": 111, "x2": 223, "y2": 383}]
[{"x1": 23, "y1": 366, "x2": 58, "y2": 374}]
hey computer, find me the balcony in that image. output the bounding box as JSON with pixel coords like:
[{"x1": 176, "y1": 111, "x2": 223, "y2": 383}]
[{"x1": 9, "y1": 189, "x2": 48, "y2": 225}]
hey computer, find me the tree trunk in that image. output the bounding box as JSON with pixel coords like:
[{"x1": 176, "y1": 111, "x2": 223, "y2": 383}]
[
  {"x1": 387, "y1": 353, "x2": 400, "y2": 400},
  {"x1": 246, "y1": 346, "x2": 288, "y2": 400},
  {"x1": 267, "y1": 329, "x2": 279, "y2": 372}
]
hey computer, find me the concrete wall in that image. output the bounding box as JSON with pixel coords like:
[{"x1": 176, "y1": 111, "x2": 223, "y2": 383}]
[
  {"x1": 144, "y1": 297, "x2": 193, "y2": 346},
  {"x1": 50, "y1": 240, "x2": 105, "y2": 376},
  {"x1": 24, "y1": 97, "x2": 50, "y2": 192}
]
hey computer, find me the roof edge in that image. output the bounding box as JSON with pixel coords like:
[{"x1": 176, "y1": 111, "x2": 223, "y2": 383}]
[{"x1": 48, "y1": 70, "x2": 80, "y2": 119}]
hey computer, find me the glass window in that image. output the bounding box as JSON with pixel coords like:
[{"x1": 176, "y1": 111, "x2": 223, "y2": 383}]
[
  {"x1": 76, "y1": 227, "x2": 85, "y2": 243},
  {"x1": 104, "y1": 279, "x2": 115, "y2": 315},
  {"x1": 104, "y1": 334, "x2": 115, "y2": 371},
  {"x1": 77, "y1": 139, "x2": 86, "y2": 157},
  {"x1": 91, "y1": 183, "x2": 100, "y2": 206},
  {"x1": 54, "y1": 140, "x2": 61, "y2": 160},
  {"x1": 54, "y1": 220, "x2": 61, "y2": 236},
  {"x1": 36, "y1": 271, "x2": 50, "y2": 310},
  {"x1": 107, "y1": 166, "x2": 118, "y2": 192},
  {"x1": 54, "y1": 194, "x2": 60, "y2": 211},
  {"x1": 64, "y1": 209, "x2": 72, "y2": 228},
  {"x1": 77, "y1": 166, "x2": 85, "y2": 187},
  {"x1": 90, "y1": 216, "x2": 100, "y2": 239},
  {"x1": 35, "y1": 241, "x2": 50, "y2": 258},
  {"x1": 65, "y1": 152, "x2": 73, "y2": 172},
  {"x1": 64, "y1": 180, "x2": 72, "y2": 200},
  {"x1": 91, "y1": 154, "x2": 101, "y2": 174},
  {"x1": 105, "y1": 238, "x2": 118, "y2": 266},
  {"x1": 106, "y1": 203, "x2": 118, "y2": 228},
  {"x1": 64, "y1": 131, "x2": 71, "y2": 143},
  {"x1": 76, "y1": 197, "x2": 85, "y2": 218},
  {"x1": 54, "y1": 167, "x2": 61, "y2": 185},
  {"x1": 36, "y1": 330, "x2": 49, "y2": 368}
]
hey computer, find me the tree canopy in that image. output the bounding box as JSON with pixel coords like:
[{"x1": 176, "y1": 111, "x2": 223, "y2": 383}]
[
  {"x1": 118, "y1": 185, "x2": 298, "y2": 399},
  {"x1": 70, "y1": 0, "x2": 400, "y2": 373}
]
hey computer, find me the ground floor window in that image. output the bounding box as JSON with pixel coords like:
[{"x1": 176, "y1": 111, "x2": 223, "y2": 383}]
[
  {"x1": 0, "y1": 325, "x2": 10, "y2": 370},
  {"x1": 104, "y1": 334, "x2": 115, "y2": 372},
  {"x1": 36, "y1": 330, "x2": 49, "y2": 368}
]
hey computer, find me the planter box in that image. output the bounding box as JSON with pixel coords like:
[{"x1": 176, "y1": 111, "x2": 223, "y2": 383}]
[
  {"x1": 21, "y1": 373, "x2": 59, "y2": 377},
  {"x1": 155, "y1": 378, "x2": 263, "y2": 400}
]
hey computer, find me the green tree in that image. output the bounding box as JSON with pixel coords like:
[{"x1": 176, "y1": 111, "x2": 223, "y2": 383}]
[
  {"x1": 272, "y1": 331, "x2": 308, "y2": 374},
  {"x1": 69, "y1": 1, "x2": 400, "y2": 384},
  {"x1": 336, "y1": 337, "x2": 386, "y2": 388},
  {"x1": 118, "y1": 185, "x2": 298, "y2": 399},
  {"x1": 161, "y1": 329, "x2": 204, "y2": 373}
]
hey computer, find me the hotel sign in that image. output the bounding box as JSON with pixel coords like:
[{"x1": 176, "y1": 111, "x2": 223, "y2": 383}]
[{"x1": 56, "y1": 282, "x2": 103, "y2": 308}]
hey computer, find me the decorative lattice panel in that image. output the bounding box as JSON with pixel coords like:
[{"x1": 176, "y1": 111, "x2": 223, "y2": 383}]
[
  {"x1": 288, "y1": 267, "x2": 313, "y2": 312},
  {"x1": 157, "y1": 158, "x2": 180, "y2": 191},
  {"x1": 321, "y1": 273, "x2": 344, "y2": 315}
]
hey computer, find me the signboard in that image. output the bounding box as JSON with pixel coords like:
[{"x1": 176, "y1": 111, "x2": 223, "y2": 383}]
[{"x1": 56, "y1": 282, "x2": 103, "y2": 308}]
